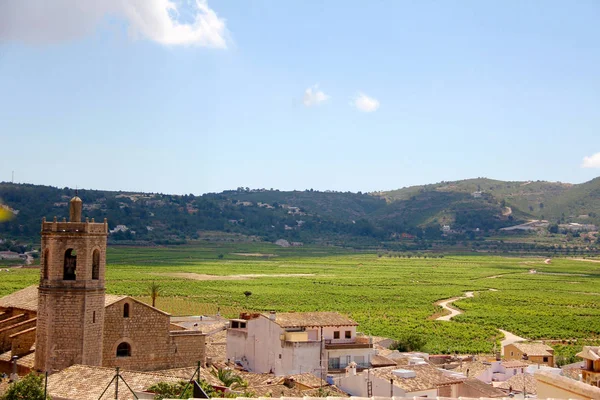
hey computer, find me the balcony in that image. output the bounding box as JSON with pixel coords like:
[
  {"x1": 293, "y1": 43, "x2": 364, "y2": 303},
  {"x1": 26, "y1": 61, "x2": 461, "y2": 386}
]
[{"x1": 324, "y1": 337, "x2": 373, "y2": 350}]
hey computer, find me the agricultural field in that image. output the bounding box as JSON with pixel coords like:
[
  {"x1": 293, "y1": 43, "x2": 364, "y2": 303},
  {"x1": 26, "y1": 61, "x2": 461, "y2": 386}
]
[{"x1": 1, "y1": 243, "x2": 599, "y2": 354}]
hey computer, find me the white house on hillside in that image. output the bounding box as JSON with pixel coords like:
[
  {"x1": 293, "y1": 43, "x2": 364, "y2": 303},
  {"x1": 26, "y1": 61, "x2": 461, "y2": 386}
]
[{"x1": 226, "y1": 311, "x2": 376, "y2": 376}]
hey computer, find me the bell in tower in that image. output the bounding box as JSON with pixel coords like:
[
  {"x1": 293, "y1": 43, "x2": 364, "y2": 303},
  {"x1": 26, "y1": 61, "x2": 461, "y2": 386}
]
[{"x1": 35, "y1": 196, "x2": 109, "y2": 372}]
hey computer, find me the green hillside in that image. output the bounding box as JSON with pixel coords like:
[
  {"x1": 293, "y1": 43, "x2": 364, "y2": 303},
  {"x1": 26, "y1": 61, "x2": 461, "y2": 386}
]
[{"x1": 1, "y1": 176, "x2": 599, "y2": 248}]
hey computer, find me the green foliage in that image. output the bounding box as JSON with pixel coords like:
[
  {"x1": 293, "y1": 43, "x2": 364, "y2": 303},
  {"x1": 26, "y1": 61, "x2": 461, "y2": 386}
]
[
  {"x1": 148, "y1": 281, "x2": 161, "y2": 308},
  {"x1": 2, "y1": 244, "x2": 600, "y2": 354},
  {"x1": 211, "y1": 369, "x2": 247, "y2": 390},
  {"x1": 390, "y1": 333, "x2": 427, "y2": 352},
  {"x1": 0, "y1": 373, "x2": 47, "y2": 400},
  {"x1": 147, "y1": 381, "x2": 192, "y2": 399}
]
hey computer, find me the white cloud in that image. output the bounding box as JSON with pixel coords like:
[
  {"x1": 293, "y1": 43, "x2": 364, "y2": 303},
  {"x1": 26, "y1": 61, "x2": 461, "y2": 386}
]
[
  {"x1": 352, "y1": 92, "x2": 380, "y2": 112},
  {"x1": 582, "y1": 152, "x2": 600, "y2": 168},
  {"x1": 0, "y1": 0, "x2": 228, "y2": 47},
  {"x1": 303, "y1": 85, "x2": 330, "y2": 107}
]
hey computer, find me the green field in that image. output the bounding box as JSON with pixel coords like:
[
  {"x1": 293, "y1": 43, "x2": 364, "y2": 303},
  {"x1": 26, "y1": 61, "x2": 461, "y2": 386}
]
[{"x1": 1, "y1": 243, "x2": 599, "y2": 354}]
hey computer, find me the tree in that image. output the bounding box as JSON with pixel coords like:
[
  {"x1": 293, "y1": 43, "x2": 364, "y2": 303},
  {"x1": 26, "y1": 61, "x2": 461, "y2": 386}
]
[
  {"x1": 389, "y1": 333, "x2": 427, "y2": 352},
  {"x1": 243, "y1": 291, "x2": 252, "y2": 299},
  {"x1": 211, "y1": 368, "x2": 248, "y2": 390},
  {"x1": 1, "y1": 373, "x2": 47, "y2": 400},
  {"x1": 548, "y1": 224, "x2": 559, "y2": 234},
  {"x1": 147, "y1": 380, "x2": 216, "y2": 399},
  {"x1": 148, "y1": 282, "x2": 161, "y2": 308}
]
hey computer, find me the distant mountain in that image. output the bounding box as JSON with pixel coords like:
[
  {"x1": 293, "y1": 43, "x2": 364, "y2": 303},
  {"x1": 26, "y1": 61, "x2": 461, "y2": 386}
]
[{"x1": 0, "y1": 177, "x2": 598, "y2": 247}]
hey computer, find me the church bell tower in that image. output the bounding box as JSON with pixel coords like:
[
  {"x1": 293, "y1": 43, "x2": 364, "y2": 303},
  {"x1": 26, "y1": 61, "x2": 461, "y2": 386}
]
[{"x1": 35, "y1": 196, "x2": 109, "y2": 372}]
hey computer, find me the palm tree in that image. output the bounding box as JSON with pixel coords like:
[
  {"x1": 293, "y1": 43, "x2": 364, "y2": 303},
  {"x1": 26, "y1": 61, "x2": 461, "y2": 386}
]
[
  {"x1": 148, "y1": 282, "x2": 161, "y2": 308},
  {"x1": 211, "y1": 368, "x2": 248, "y2": 390}
]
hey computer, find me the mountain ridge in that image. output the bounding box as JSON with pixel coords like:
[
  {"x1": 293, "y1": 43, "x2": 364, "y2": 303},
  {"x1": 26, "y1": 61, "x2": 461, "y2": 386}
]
[{"x1": 1, "y1": 176, "x2": 599, "y2": 246}]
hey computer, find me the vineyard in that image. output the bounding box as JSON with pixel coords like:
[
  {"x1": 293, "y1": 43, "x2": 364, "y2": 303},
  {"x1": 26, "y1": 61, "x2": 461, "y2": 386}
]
[{"x1": 1, "y1": 243, "x2": 599, "y2": 354}]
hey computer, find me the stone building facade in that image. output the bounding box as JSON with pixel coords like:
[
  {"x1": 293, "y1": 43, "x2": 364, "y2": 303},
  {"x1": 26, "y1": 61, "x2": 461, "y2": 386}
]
[{"x1": 0, "y1": 196, "x2": 205, "y2": 374}]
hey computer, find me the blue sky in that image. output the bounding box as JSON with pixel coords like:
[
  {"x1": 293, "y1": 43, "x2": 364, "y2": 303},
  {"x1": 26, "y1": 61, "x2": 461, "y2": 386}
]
[{"x1": 1, "y1": 0, "x2": 599, "y2": 195}]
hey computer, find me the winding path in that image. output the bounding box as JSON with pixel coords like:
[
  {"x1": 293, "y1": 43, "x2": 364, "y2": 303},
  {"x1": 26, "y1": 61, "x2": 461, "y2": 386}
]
[{"x1": 435, "y1": 290, "x2": 527, "y2": 354}]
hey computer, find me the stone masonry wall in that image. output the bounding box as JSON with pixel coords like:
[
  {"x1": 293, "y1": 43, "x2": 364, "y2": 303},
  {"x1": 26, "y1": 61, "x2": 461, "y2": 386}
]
[
  {"x1": 102, "y1": 298, "x2": 173, "y2": 371},
  {"x1": 102, "y1": 298, "x2": 205, "y2": 371},
  {"x1": 169, "y1": 331, "x2": 206, "y2": 368},
  {"x1": 11, "y1": 327, "x2": 36, "y2": 357}
]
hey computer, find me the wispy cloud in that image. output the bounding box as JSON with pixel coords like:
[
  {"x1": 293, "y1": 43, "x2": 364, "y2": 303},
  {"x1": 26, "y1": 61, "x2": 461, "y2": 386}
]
[
  {"x1": 582, "y1": 152, "x2": 600, "y2": 168},
  {"x1": 0, "y1": 0, "x2": 229, "y2": 47},
  {"x1": 352, "y1": 92, "x2": 380, "y2": 112},
  {"x1": 303, "y1": 85, "x2": 330, "y2": 107}
]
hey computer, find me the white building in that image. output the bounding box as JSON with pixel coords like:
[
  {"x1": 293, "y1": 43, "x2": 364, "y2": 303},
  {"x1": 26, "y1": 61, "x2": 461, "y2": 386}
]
[
  {"x1": 334, "y1": 363, "x2": 463, "y2": 398},
  {"x1": 226, "y1": 311, "x2": 376, "y2": 376}
]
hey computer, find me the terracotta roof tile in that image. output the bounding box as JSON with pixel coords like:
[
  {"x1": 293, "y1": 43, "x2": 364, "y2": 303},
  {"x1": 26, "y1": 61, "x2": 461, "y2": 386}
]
[
  {"x1": 46, "y1": 364, "x2": 186, "y2": 400},
  {"x1": 0, "y1": 286, "x2": 38, "y2": 312},
  {"x1": 497, "y1": 373, "x2": 537, "y2": 394},
  {"x1": 268, "y1": 312, "x2": 357, "y2": 328},
  {"x1": 510, "y1": 342, "x2": 554, "y2": 357},
  {"x1": 369, "y1": 364, "x2": 463, "y2": 393},
  {"x1": 461, "y1": 378, "x2": 506, "y2": 398}
]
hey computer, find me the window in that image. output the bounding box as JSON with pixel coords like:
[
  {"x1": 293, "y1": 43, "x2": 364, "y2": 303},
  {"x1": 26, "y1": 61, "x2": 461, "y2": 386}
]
[
  {"x1": 93, "y1": 311, "x2": 96, "y2": 323},
  {"x1": 345, "y1": 330, "x2": 351, "y2": 339},
  {"x1": 328, "y1": 357, "x2": 340, "y2": 369},
  {"x1": 116, "y1": 342, "x2": 131, "y2": 357},
  {"x1": 333, "y1": 331, "x2": 340, "y2": 339},
  {"x1": 63, "y1": 249, "x2": 77, "y2": 280},
  {"x1": 510, "y1": 351, "x2": 514, "y2": 356},
  {"x1": 513, "y1": 369, "x2": 516, "y2": 375},
  {"x1": 92, "y1": 249, "x2": 100, "y2": 280},
  {"x1": 123, "y1": 303, "x2": 130, "y2": 318},
  {"x1": 43, "y1": 249, "x2": 49, "y2": 279},
  {"x1": 543, "y1": 357, "x2": 548, "y2": 363}
]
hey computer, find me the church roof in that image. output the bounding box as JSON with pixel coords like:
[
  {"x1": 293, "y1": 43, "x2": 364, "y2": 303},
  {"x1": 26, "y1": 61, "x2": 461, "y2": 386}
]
[
  {"x1": 0, "y1": 285, "x2": 38, "y2": 312},
  {"x1": 0, "y1": 286, "x2": 127, "y2": 312}
]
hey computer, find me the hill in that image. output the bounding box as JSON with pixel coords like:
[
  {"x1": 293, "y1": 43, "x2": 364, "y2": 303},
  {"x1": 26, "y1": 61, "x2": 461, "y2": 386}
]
[{"x1": 0, "y1": 176, "x2": 599, "y2": 248}]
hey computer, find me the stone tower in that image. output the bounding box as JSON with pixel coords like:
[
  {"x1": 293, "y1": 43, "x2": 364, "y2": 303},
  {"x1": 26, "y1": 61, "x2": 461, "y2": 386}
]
[{"x1": 35, "y1": 196, "x2": 109, "y2": 372}]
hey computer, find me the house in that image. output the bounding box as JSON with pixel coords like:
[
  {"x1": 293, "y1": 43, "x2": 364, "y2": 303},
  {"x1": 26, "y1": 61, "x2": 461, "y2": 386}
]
[
  {"x1": 0, "y1": 251, "x2": 22, "y2": 260},
  {"x1": 226, "y1": 311, "x2": 375, "y2": 376},
  {"x1": 504, "y1": 342, "x2": 554, "y2": 366},
  {"x1": 109, "y1": 224, "x2": 129, "y2": 234},
  {"x1": 334, "y1": 362, "x2": 464, "y2": 398},
  {"x1": 471, "y1": 191, "x2": 483, "y2": 198},
  {"x1": 576, "y1": 346, "x2": 600, "y2": 387}
]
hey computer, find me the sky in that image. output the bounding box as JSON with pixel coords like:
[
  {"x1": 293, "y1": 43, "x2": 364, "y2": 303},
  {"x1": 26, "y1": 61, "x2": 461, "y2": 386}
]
[{"x1": 0, "y1": 0, "x2": 599, "y2": 195}]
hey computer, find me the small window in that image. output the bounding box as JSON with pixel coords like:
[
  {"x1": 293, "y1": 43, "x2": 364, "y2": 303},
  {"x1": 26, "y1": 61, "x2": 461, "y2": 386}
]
[
  {"x1": 92, "y1": 249, "x2": 100, "y2": 280},
  {"x1": 123, "y1": 303, "x2": 130, "y2": 318},
  {"x1": 543, "y1": 356, "x2": 548, "y2": 363},
  {"x1": 93, "y1": 311, "x2": 96, "y2": 323},
  {"x1": 513, "y1": 369, "x2": 516, "y2": 375},
  {"x1": 510, "y1": 351, "x2": 514, "y2": 356},
  {"x1": 279, "y1": 354, "x2": 282, "y2": 359},
  {"x1": 345, "y1": 330, "x2": 351, "y2": 339},
  {"x1": 333, "y1": 331, "x2": 340, "y2": 339},
  {"x1": 116, "y1": 342, "x2": 131, "y2": 357}
]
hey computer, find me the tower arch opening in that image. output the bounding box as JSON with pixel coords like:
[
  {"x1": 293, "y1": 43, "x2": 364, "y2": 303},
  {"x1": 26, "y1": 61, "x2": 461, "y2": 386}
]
[
  {"x1": 92, "y1": 249, "x2": 100, "y2": 280},
  {"x1": 63, "y1": 248, "x2": 77, "y2": 280},
  {"x1": 43, "y1": 249, "x2": 49, "y2": 279}
]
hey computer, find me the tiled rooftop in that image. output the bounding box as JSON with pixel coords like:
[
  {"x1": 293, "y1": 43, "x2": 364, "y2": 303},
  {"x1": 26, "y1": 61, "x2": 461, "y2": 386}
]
[{"x1": 268, "y1": 312, "x2": 358, "y2": 328}]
